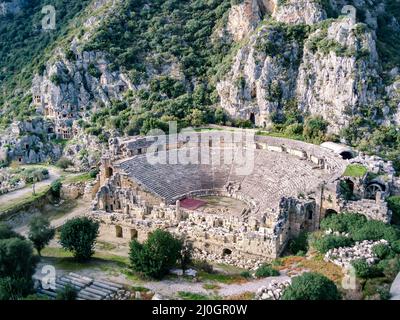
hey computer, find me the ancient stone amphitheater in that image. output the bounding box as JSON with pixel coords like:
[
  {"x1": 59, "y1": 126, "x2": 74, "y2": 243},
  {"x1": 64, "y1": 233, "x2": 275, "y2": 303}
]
[{"x1": 90, "y1": 130, "x2": 393, "y2": 267}]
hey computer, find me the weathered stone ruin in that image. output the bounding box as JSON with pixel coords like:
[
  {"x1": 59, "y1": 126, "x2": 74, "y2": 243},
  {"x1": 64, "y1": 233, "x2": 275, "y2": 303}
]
[{"x1": 89, "y1": 131, "x2": 395, "y2": 267}]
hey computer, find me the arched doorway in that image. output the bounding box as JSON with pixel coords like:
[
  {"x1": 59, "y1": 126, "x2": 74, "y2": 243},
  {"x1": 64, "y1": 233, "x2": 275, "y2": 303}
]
[
  {"x1": 340, "y1": 179, "x2": 354, "y2": 200},
  {"x1": 106, "y1": 167, "x2": 113, "y2": 178},
  {"x1": 249, "y1": 113, "x2": 255, "y2": 125},
  {"x1": 130, "y1": 229, "x2": 138, "y2": 240},
  {"x1": 340, "y1": 151, "x2": 354, "y2": 160},
  {"x1": 325, "y1": 209, "x2": 338, "y2": 217},
  {"x1": 222, "y1": 248, "x2": 232, "y2": 256},
  {"x1": 115, "y1": 226, "x2": 123, "y2": 238}
]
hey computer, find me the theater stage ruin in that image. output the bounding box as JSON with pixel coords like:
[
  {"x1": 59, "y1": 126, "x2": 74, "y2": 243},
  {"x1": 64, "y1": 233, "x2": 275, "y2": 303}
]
[{"x1": 89, "y1": 131, "x2": 395, "y2": 267}]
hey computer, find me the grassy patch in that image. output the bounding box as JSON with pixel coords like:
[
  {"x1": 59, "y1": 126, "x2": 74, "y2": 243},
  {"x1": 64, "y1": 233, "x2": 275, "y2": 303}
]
[
  {"x1": 62, "y1": 173, "x2": 94, "y2": 184},
  {"x1": 273, "y1": 254, "x2": 343, "y2": 284},
  {"x1": 197, "y1": 271, "x2": 248, "y2": 284},
  {"x1": 202, "y1": 283, "x2": 221, "y2": 290},
  {"x1": 96, "y1": 241, "x2": 117, "y2": 251},
  {"x1": 256, "y1": 130, "x2": 305, "y2": 142},
  {"x1": 41, "y1": 247, "x2": 130, "y2": 272},
  {"x1": 225, "y1": 292, "x2": 255, "y2": 300},
  {"x1": 178, "y1": 291, "x2": 220, "y2": 300},
  {"x1": 343, "y1": 164, "x2": 368, "y2": 177}
]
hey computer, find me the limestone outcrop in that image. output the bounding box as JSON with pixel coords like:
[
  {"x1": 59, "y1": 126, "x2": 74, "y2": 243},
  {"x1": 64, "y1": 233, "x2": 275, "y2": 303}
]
[
  {"x1": 217, "y1": 13, "x2": 383, "y2": 133},
  {"x1": 273, "y1": 0, "x2": 326, "y2": 25}
]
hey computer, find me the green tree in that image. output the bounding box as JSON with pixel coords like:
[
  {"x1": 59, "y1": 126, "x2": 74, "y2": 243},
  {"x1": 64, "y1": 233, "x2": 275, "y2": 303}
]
[
  {"x1": 0, "y1": 223, "x2": 23, "y2": 240},
  {"x1": 0, "y1": 277, "x2": 35, "y2": 300},
  {"x1": 303, "y1": 116, "x2": 328, "y2": 143},
  {"x1": 59, "y1": 217, "x2": 99, "y2": 261},
  {"x1": 56, "y1": 157, "x2": 73, "y2": 169},
  {"x1": 0, "y1": 238, "x2": 38, "y2": 300},
  {"x1": 281, "y1": 272, "x2": 341, "y2": 300},
  {"x1": 129, "y1": 229, "x2": 183, "y2": 279},
  {"x1": 50, "y1": 180, "x2": 62, "y2": 197},
  {"x1": 28, "y1": 216, "x2": 55, "y2": 256}
]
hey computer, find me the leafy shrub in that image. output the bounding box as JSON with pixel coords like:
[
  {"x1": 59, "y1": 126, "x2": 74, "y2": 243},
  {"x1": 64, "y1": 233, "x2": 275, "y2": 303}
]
[
  {"x1": 56, "y1": 157, "x2": 73, "y2": 169},
  {"x1": 387, "y1": 196, "x2": 400, "y2": 225},
  {"x1": 89, "y1": 168, "x2": 100, "y2": 179},
  {"x1": 372, "y1": 243, "x2": 391, "y2": 260},
  {"x1": 0, "y1": 223, "x2": 23, "y2": 240},
  {"x1": 288, "y1": 231, "x2": 309, "y2": 255},
  {"x1": 50, "y1": 180, "x2": 62, "y2": 197},
  {"x1": 240, "y1": 271, "x2": 252, "y2": 279},
  {"x1": 352, "y1": 259, "x2": 384, "y2": 279},
  {"x1": 56, "y1": 285, "x2": 77, "y2": 300},
  {"x1": 320, "y1": 213, "x2": 367, "y2": 234},
  {"x1": 255, "y1": 264, "x2": 280, "y2": 278},
  {"x1": 281, "y1": 272, "x2": 341, "y2": 300},
  {"x1": 303, "y1": 116, "x2": 328, "y2": 143},
  {"x1": 59, "y1": 217, "x2": 99, "y2": 261},
  {"x1": 0, "y1": 237, "x2": 38, "y2": 300},
  {"x1": 129, "y1": 229, "x2": 182, "y2": 279},
  {"x1": 0, "y1": 238, "x2": 38, "y2": 279},
  {"x1": 391, "y1": 240, "x2": 400, "y2": 254},
  {"x1": 352, "y1": 220, "x2": 400, "y2": 244},
  {"x1": 312, "y1": 235, "x2": 354, "y2": 254},
  {"x1": 0, "y1": 277, "x2": 35, "y2": 300}
]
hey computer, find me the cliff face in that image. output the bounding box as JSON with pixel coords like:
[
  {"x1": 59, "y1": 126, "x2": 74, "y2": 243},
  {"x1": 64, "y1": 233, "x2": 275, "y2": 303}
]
[
  {"x1": 217, "y1": 22, "x2": 303, "y2": 127},
  {"x1": 1, "y1": 0, "x2": 400, "y2": 168},
  {"x1": 217, "y1": 0, "x2": 396, "y2": 133},
  {"x1": 296, "y1": 17, "x2": 381, "y2": 133}
]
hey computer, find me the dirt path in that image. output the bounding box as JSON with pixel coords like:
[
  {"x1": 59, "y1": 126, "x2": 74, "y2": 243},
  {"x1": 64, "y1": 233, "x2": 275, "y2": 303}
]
[
  {"x1": 137, "y1": 275, "x2": 290, "y2": 297},
  {"x1": 0, "y1": 167, "x2": 61, "y2": 206}
]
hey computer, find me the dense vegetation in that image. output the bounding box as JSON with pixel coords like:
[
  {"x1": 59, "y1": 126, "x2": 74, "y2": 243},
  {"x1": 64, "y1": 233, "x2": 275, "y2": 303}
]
[
  {"x1": 0, "y1": 0, "x2": 93, "y2": 126},
  {"x1": 80, "y1": 0, "x2": 237, "y2": 135},
  {"x1": 59, "y1": 217, "x2": 99, "y2": 260},
  {"x1": 28, "y1": 216, "x2": 55, "y2": 256},
  {"x1": 0, "y1": 224, "x2": 38, "y2": 300},
  {"x1": 313, "y1": 212, "x2": 400, "y2": 299},
  {"x1": 129, "y1": 229, "x2": 184, "y2": 279},
  {"x1": 281, "y1": 272, "x2": 341, "y2": 300},
  {"x1": 254, "y1": 264, "x2": 280, "y2": 278}
]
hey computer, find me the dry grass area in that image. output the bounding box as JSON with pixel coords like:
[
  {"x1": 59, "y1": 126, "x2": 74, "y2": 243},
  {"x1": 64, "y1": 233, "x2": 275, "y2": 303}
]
[
  {"x1": 273, "y1": 254, "x2": 344, "y2": 284},
  {"x1": 225, "y1": 292, "x2": 255, "y2": 300}
]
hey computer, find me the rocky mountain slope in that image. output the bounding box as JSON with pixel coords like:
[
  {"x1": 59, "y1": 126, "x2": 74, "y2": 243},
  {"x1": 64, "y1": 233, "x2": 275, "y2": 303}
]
[{"x1": 0, "y1": 0, "x2": 399, "y2": 171}]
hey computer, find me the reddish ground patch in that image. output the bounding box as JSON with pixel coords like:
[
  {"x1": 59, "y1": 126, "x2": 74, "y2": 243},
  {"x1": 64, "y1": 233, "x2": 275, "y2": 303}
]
[{"x1": 180, "y1": 198, "x2": 207, "y2": 210}]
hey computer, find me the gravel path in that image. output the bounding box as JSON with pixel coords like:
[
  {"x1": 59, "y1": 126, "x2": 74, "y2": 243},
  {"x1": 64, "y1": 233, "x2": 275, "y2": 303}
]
[
  {"x1": 105, "y1": 274, "x2": 291, "y2": 298},
  {"x1": 0, "y1": 167, "x2": 61, "y2": 206},
  {"x1": 218, "y1": 275, "x2": 290, "y2": 296}
]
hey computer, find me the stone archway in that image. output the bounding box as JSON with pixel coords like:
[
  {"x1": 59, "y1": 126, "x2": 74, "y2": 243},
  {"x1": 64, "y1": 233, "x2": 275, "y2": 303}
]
[
  {"x1": 130, "y1": 229, "x2": 138, "y2": 240},
  {"x1": 340, "y1": 151, "x2": 354, "y2": 160},
  {"x1": 325, "y1": 209, "x2": 338, "y2": 217},
  {"x1": 340, "y1": 179, "x2": 354, "y2": 200},
  {"x1": 106, "y1": 167, "x2": 113, "y2": 178},
  {"x1": 249, "y1": 113, "x2": 255, "y2": 125},
  {"x1": 222, "y1": 248, "x2": 232, "y2": 256},
  {"x1": 115, "y1": 225, "x2": 123, "y2": 238}
]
